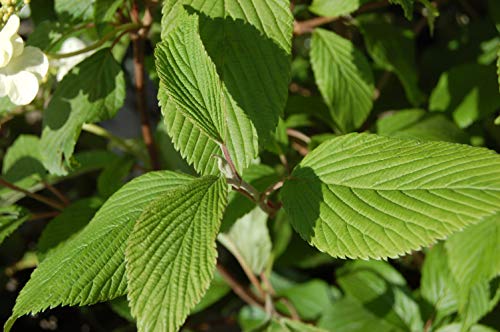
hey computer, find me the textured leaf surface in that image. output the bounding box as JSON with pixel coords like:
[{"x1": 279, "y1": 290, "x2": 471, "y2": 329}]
[
  {"x1": 311, "y1": 28, "x2": 374, "y2": 132},
  {"x1": 126, "y1": 176, "x2": 227, "y2": 332},
  {"x1": 5, "y1": 171, "x2": 194, "y2": 332},
  {"x1": 429, "y1": 63, "x2": 500, "y2": 128},
  {"x1": 282, "y1": 133, "x2": 500, "y2": 259},
  {"x1": 41, "y1": 49, "x2": 125, "y2": 175},
  {"x1": 376, "y1": 109, "x2": 469, "y2": 143},
  {"x1": 357, "y1": 15, "x2": 423, "y2": 106},
  {"x1": 156, "y1": 12, "x2": 258, "y2": 173},
  {"x1": 0, "y1": 206, "x2": 30, "y2": 246},
  {"x1": 218, "y1": 207, "x2": 271, "y2": 275},
  {"x1": 309, "y1": 0, "x2": 373, "y2": 17},
  {"x1": 37, "y1": 198, "x2": 102, "y2": 257},
  {"x1": 162, "y1": 0, "x2": 292, "y2": 51}
]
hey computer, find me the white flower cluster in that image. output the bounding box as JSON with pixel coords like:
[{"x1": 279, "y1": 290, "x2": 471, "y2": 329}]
[{"x1": 0, "y1": 14, "x2": 48, "y2": 105}]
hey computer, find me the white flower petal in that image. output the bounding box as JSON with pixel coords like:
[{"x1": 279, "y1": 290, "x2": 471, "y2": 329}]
[
  {"x1": 11, "y1": 34, "x2": 24, "y2": 57},
  {"x1": 0, "y1": 74, "x2": 8, "y2": 97},
  {"x1": 5, "y1": 71, "x2": 39, "y2": 105},
  {"x1": 6, "y1": 46, "x2": 49, "y2": 80},
  {"x1": 1, "y1": 15, "x2": 20, "y2": 39},
  {"x1": 0, "y1": 36, "x2": 14, "y2": 68}
]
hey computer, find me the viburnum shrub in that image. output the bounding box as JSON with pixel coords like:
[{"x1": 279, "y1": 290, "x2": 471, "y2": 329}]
[{"x1": 0, "y1": 0, "x2": 499, "y2": 331}]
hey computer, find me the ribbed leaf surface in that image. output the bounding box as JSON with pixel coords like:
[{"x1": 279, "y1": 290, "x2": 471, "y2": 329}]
[
  {"x1": 311, "y1": 28, "x2": 374, "y2": 132},
  {"x1": 126, "y1": 176, "x2": 227, "y2": 332},
  {"x1": 282, "y1": 133, "x2": 500, "y2": 259},
  {"x1": 156, "y1": 11, "x2": 258, "y2": 173},
  {"x1": 5, "y1": 171, "x2": 194, "y2": 332}
]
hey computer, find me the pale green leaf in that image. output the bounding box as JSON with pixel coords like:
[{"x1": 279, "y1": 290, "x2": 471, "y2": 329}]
[
  {"x1": 155, "y1": 11, "x2": 258, "y2": 173},
  {"x1": 218, "y1": 208, "x2": 271, "y2": 275},
  {"x1": 420, "y1": 244, "x2": 458, "y2": 319},
  {"x1": 429, "y1": 64, "x2": 500, "y2": 128},
  {"x1": 459, "y1": 279, "x2": 500, "y2": 329},
  {"x1": 282, "y1": 133, "x2": 500, "y2": 259},
  {"x1": 276, "y1": 279, "x2": 337, "y2": 320},
  {"x1": 191, "y1": 271, "x2": 230, "y2": 314},
  {"x1": 311, "y1": 28, "x2": 374, "y2": 132},
  {"x1": 41, "y1": 49, "x2": 126, "y2": 175},
  {"x1": 319, "y1": 297, "x2": 403, "y2": 332},
  {"x1": 446, "y1": 213, "x2": 500, "y2": 300},
  {"x1": 309, "y1": 0, "x2": 373, "y2": 17},
  {"x1": 37, "y1": 197, "x2": 102, "y2": 257},
  {"x1": 0, "y1": 206, "x2": 30, "y2": 246},
  {"x1": 388, "y1": 0, "x2": 414, "y2": 19},
  {"x1": 357, "y1": 15, "x2": 424, "y2": 106},
  {"x1": 5, "y1": 171, "x2": 194, "y2": 332},
  {"x1": 376, "y1": 109, "x2": 469, "y2": 143},
  {"x1": 126, "y1": 176, "x2": 227, "y2": 332},
  {"x1": 95, "y1": 0, "x2": 124, "y2": 23},
  {"x1": 436, "y1": 323, "x2": 497, "y2": 332},
  {"x1": 337, "y1": 261, "x2": 423, "y2": 331},
  {"x1": 55, "y1": 0, "x2": 94, "y2": 21}
]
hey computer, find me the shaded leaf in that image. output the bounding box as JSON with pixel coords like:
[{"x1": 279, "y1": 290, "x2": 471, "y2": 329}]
[{"x1": 0, "y1": 206, "x2": 30, "y2": 246}]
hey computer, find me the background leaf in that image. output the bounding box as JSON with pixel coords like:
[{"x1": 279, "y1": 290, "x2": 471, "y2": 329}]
[
  {"x1": 40, "y1": 49, "x2": 125, "y2": 175},
  {"x1": 311, "y1": 28, "x2": 374, "y2": 132}
]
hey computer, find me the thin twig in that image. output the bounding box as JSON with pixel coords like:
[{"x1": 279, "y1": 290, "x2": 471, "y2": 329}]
[
  {"x1": 29, "y1": 211, "x2": 60, "y2": 221},
  {"x1": 294, "y1": 16, "x2": 337, "y2": 35},
  {"x1": 131, "y1": 2, "x2": 160, "y2": 170},
  {"x1": 286, "y1": 128, "x2": 311, "y2": 145},
  {"x1": 42, "y1": 180, "x2": 70, "y2": 206},
  {"x1": 217, "y1": 263, "x2": 264, "y2": 308},
  {"x1": 0, "y1": 178, "x2": 65, "y2": 211}
]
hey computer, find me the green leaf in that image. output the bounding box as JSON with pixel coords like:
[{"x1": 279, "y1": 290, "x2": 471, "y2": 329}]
[
  {"x1": 5, "y1": 171, "x2": 194, "y2": 332},
  {"x1": 311, "y1": 28, "x2": 374, "y2": 132},
  {"x1": 109, "y1": 297, "x2": 134, "y2": 322},
  {"x1": 37, "y1": 197, "x2": 102, "y2": 257},
  {"x1": 160, "y1": 100, "x2": 220, "y2": 175},
  {"x1": 319, "y1": 297, "x2": 403, "y2": 332},
  {"x1": 1, "y1": 135, "x2": 46, "y2": 201},
  {"x1": 309, "y1": 0, "x2": 373, "y2": 17},
  {"x1": 191, "y1": 271, "x2": 230, "y2": 314},
  {"x1": 126, "y1": 176, "x2": 227, "y2": 332},
  {"x1": 162, "y1": 0, "x2": 293, "y2": 52},
  {"x1": 276, "y1": 280, "x2": 338, "y2": 320},
  {"x1": 55, "y1": 0, "x2": 94, "y2": 21},
  {"x1": 282, "y1": 133, "x2": 500, "y2": 259},
  {"x1": 446, "y1": 213, "x2": 500, "y2": 300},
  {"x1": 420, "y1": 244, "x2": 458, "y2": 319},
  {"x1": 218, "y1": 208, "x2": 272, "y2": 275},
  {"x1": 388, "y1": 0, "x2": 414, "y2": 19},
  {"x1": 155, "y1": 119, "x2": 195, "y2": 175},
  {"x1": 41, "y1": 49, "x2": 125, "y2": 175},
  {"x1": 436, "y1": 323, "x2": 498, "y2": 332},
  {"x1": 0, "y1": 206, "x2": 30, "y2": 246},
  {"x1": 357, "y1": 15, "x2": 424, "y2": 106},
  {"x1": 156, "y1": 11, "x2": 259, "y2": 174},
  {"x1": 97, "y1": 156, "x2": 134, "y2": 198},
  {"x1": 263, "y1": 318, "x2": 327, "y2": 332},
  {"x1": 429, "y1": 64, "x2": 500, "y2": 128},
  {"x1": 337, "y1": 261, "x2": 423, "y2": 331},
  {"x1": 459, "y1": 278, "x2": 500, "y2": 329},
  {"x1": 95, "y1": 0, "x2": 124, "y2": 23},
  {"x1": 376, "y1": 109, "x2": 469, "y2": 143}
]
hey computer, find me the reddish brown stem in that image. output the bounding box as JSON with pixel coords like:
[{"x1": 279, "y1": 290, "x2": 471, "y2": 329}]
[
  {"x1": 0, "y1": 178, "x2": 65, "y2": 211},
  {"x1": 131, "y1": 3, "x2": 160, "y2": 170},
  {"x1": 217, "y1": 263, "x2": 264, "y2": 308},
  {"x1": 30, "y1": 211, "x2": 60, "y2": 221},
  {"x1": 42, "y1": 180, "x2": 70, "y2": 206}
]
